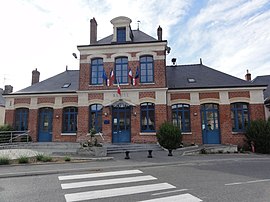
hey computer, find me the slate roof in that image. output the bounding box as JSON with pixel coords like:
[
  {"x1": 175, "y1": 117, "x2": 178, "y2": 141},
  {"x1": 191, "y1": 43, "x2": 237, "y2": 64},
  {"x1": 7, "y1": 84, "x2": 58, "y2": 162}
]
[
  {"x1": 78, "y1": 30, "x2": 158, "y2": 47},
  {"x1": 13, "y1": 70, "x2": 79, "y2": 95},
  {"x1": 166, "y1": 64, "x2": 266, "y2": 89},
  {"x1": 252, "y1": 75, "x2": 270, "y2": 100}
]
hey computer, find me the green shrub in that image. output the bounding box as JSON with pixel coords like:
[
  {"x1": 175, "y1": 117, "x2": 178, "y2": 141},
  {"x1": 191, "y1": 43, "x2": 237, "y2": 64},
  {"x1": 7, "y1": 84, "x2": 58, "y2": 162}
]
[
  {"x1": 245, "y1": 119, "x2": 270, "y2": 154},
  {"x1": 64, "y1": 156, "x2": 71, "y2": 162},
  {"x1": 18, "y1": 156, "x2": 29, "y2": 164},
  {"x1": 0, "y1": 124, "x2": 14, "y2": 131},
  {"x1": 0, "y1": 156, "x2": 10, "y2": 165},
  {"x1": 40, "y1": 155, "x2": 52, "y2": 162},
  {"x1": 157, "y1": 122, "x2": 182, "y2": 150},
  {"x1": 36, "y1": 154, "x2": 52, "y2": 162}
]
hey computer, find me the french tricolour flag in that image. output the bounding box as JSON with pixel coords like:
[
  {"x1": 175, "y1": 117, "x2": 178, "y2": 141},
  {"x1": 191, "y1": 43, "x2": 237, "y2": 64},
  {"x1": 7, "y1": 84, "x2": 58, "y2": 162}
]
[{"x1": 109, "y1": 69, "x2": 114, "y2": 86}]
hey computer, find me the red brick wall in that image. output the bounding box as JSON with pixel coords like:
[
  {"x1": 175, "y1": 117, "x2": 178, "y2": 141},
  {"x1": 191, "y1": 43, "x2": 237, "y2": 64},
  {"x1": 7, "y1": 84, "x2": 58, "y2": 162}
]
[
  {"x1": 188, "y1": 105, "x2": 202, "y2": 144},
  {"x1": 249, "y1": 104, "x2": 265, "y2": 120},
  {"x1": 37, "y1": 97, "x2": 55, "y2": 104},
  {"x1": 139, "y1": 92, "x2": 155, "y2": 99},
  {"x1": 171, "y1": 93, "x2": 190, "y2": 100},
  {"x1": 5, "y1": 110, "x2": 14, "y2": 126},
  {"x1": 53, "y1": 108, "x2": 63, "y2": 142},
  {"x1": 62, "y1": 96, "x2": 78, "y2": 103},
  {"x1": 101, "y1": 107, "x2": 112, "y2": 143},
  {"x1": 77, "y1": 106, "x2": 89, "y2": 142},
  {"x1": 199, "y1": 92, "x2": 219, "y2": 99},
  {"x1": 229, "y1": 91, "x2": 250, "y2": 98},
  {"x1": 28, "y1": 109, "x2": 38, "y2": 142},
  {"x1": 14, "y1": 98, "x2": 31, "y2": 105},
  {"x1": 89, "y1": 93, "x2": 104, "y2": 100}
]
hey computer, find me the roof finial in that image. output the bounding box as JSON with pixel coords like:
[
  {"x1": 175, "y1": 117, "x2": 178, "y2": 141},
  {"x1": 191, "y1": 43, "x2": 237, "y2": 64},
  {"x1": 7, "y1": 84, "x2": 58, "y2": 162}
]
[
  {"x1": 200, "y1": 58, "x2": 203, "y2": 65},
  {"x1": 66, "y1": 65, "x2": 68, "y2": 71},
  {"x1": 137, "y1": 20, "x2": 141, "y2": 30}
]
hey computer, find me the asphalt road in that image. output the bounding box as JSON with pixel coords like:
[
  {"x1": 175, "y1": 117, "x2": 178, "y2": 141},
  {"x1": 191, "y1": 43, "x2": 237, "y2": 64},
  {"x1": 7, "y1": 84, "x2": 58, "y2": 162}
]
[{"x1": 1, "y1": 155, "x2": 270, "y2": 202}]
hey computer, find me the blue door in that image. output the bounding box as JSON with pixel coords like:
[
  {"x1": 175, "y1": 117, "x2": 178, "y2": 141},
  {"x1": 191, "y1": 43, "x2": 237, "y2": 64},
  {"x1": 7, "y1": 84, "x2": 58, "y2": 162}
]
[
  {"x1": 201, "y1": 104, "x2": 220, "y2": 144},
  {"x1": 112, "y1": 103, "x2": 131, "y2": 143},
  {"x1": 38, "y1": 108, "x2": 53, "y2": 142}
]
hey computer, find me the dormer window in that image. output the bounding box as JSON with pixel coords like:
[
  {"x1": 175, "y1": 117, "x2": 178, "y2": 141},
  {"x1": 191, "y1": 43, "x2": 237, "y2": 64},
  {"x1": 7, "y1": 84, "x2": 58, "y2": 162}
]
[
  {"x1": 110, "y1": 16, "x2": 132, "y2": 43},
  {"x1": 117, "y1": 27, "x2": 126, "y2": 42}
]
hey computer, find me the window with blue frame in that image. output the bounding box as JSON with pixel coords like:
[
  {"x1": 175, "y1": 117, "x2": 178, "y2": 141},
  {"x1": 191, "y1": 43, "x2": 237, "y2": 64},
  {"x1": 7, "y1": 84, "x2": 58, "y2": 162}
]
[
  {"x1": 91, "y1": 58, "x2": 104, "y2": 85},
  {"x1": 62, "y1": 107, "x2": 78, "y2": 133},
  {"x1": 89, "y1": 104, "x2": 103, "y2": 132},
  {"x1": 231, "y1": 102, "x2": 250, "y2": 132},
  {"x1": 140, "y1": 56, "x2": 154, "y2": 83},
  {"x1": 115, "y1": 57, "x2": 128, "y2": 84},
  {"x1": 117, "y1": 27, "x2": 126, "y2": 43},
  {"x1": 140, "y1": 102, "x2": 155, "y2": 132},
  {"x1": 172, "y1": 104, "x2": 191, "y2": 132},
  {"x1": 15, "y1": 108, "x2": 29, "y2": 131}
]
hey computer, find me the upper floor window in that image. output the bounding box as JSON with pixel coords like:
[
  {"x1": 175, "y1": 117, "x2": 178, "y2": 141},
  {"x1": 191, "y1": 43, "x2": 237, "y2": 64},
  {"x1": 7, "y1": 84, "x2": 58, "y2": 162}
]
[
  {"x1": 140, "y1": 56, "x2": 154, "y2": 83},
  {"x1": 89, "y1": 104, "x2": 103, "y2": 133},
  {"x1": 15, "y1": 108, "x2": 29, "y2": 131},
  {"x1": 141, "y1": 102, "x2": 155, "y2": 132},
  {"x1": 172, "y1": 104, "x2": 191, "y2": 132},
  {"x1": 115, "y1": 57, "x2": 128, "y2": 84},
  {"x1": 117, "y1": 27, "x2": 126, "y2": 43},
  {"x1": 231, "y1": 102, "x2": 250, "y2": 132},
  {"x1": 91, "y1": 58, "x2": 103, "y2": 85},
  {"x1": 63, "y1": 107, "x2": 78, "y2": 133}
]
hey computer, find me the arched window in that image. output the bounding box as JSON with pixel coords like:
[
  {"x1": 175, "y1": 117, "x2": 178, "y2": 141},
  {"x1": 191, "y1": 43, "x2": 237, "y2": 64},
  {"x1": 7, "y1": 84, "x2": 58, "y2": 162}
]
[
  {"x1": 140, "y1": 102, "x2": 155, "y2": 132},
  {"x1": 231, "y1": 102, "x2": 250, "y2": 132},
  {"x1": 115, "y1": 57, "x2": 128, "y2": 84},
  {"x1": 91, "y1": 58, "x2": 104, "y2": 85},
  {"x1": 172, "y1": 104, "x2": 191, "y2": 132},
  {"x1": 140, "y1": 56, "x2": 154, "y2": 83},
  {"x1": 89, "y1": 104, "x2": 103, "y2": 132},
  {"x1": 15, "y1": 108, "x2": 29, "y2": 131},
  {"x1": 62, "y1": 107, "x2": 78, "y2": 133}
]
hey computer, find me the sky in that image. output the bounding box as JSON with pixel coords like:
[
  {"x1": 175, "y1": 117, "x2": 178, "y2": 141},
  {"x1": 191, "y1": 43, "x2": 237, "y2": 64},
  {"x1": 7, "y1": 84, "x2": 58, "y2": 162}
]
[{"x1": 0, "y1": 0, "x2": 270, "y2": 92}]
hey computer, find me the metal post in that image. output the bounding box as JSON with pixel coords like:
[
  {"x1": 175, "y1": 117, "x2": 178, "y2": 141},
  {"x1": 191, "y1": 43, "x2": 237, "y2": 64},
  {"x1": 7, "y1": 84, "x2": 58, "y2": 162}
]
[
  {"x1": 125, "y1": 151, "x2": 130, "y2": 159},
  {"x1": 147, "y1": 150, "x2": 153, "y2": 158}
]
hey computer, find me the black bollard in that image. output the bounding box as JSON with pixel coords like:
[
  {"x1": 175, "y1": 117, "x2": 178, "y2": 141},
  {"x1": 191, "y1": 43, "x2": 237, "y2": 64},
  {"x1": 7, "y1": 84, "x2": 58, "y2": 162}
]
[
  {"x1": 147, "y1": 150, "x2": 153, "y2": 158},
  {"x1": 125, "y1": 151, "x2": 130, "y2": 159},
  {"x1": 168, "y1": 149, "x2": 173, "y2": 156}
]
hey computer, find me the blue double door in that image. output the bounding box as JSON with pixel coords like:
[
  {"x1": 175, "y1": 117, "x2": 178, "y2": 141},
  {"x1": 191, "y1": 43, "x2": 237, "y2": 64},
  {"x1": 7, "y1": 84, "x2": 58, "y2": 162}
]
[
  {"x1": 201, "y1": 104, "x2": 221, "y2": 144},
  {"x1": 38, "y1": 108, "x2": 53, "y2": 142},
  {"x1": 112, "y1": 104, "x2": 131, "y2": 143}
]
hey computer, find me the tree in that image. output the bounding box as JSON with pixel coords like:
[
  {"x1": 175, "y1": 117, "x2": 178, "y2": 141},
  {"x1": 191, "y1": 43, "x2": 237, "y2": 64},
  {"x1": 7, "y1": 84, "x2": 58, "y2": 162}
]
[
  {"x1": 156, "y1": 122, "x2": 182, "y2": 156},
  {"x1": 245, "y1": 118, "x2": 270, "y2": 154}
]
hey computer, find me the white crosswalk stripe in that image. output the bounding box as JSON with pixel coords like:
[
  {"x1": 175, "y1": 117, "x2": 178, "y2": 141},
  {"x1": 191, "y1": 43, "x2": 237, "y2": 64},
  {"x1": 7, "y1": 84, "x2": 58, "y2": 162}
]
[
  {"x1": 58, "y1": 169, "x2": 203, "y2": 202},
  {"x1": 61, "y1": 175, "x2": 157, "y2": 189},
  {"x1": 65, "y1": 183, "x2": 175, "y2": 202},
  {"x1": 138, "y1": 193, "x2": 203, "y2": 202}
]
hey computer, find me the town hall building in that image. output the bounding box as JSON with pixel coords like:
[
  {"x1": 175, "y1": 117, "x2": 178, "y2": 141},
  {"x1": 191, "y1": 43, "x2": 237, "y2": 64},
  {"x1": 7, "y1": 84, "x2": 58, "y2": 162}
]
[{"x1": 4, "y1": 16, "x2": 267, "y2": 147}]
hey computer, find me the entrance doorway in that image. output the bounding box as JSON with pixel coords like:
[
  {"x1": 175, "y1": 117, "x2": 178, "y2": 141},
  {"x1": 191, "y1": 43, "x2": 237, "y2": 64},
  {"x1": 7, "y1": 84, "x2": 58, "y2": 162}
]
[
  {"x1": 201, "y1": 103, "x2": 220, "y2": 144},
  {"x1": 112, "y1": 103, "x2": 131, "y2": 143},
  {"x1": 38, "y1": 107, "x2": 53, "y2": 142}
]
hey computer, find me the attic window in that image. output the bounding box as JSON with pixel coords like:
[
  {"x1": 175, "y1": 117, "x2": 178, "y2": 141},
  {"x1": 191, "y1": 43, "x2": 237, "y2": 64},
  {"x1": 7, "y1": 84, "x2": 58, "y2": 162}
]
[
  {"x1": 187, "y1": 78, "x2": 196, "y2": 83},
  {"x1": 62, "y1": 83, "x2": 71, "y2": 88},
  {"x1": 117, "y1": 27, "x2": 126, "y2": 42}
]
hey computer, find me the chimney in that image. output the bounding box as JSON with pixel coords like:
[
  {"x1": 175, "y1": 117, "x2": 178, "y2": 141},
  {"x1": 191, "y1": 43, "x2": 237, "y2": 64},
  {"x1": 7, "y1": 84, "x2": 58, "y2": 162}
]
[
  {"x1": 245, "y1": 69, "x2": 251, "y2": 81},
  {"x1": 157, "y1": 26, "x2": 162, "y2": 41},
  {"x1": 4, "y1": 85, "x2": 13, "y2": 94},
  {"x1": 32, "y1": 68, "x2": 40, "y2": 85},
  {"x1": 90, "y1": 17, "x2": 97, "y2": 44}
]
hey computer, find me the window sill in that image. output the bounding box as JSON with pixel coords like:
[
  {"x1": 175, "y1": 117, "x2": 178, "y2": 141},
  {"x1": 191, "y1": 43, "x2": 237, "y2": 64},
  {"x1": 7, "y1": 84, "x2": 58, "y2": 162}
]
[
  {"x1": 182, "y1": 132, "x2": 192, "y2": 135},
  {"x1": 89, "y1": 84, "x2": 104, "y2": 87},
  {"x1": 61, "y1": 133, "x2": 77, "y2": 136},
  {"x1": 232, "y1": 132, "x2": 246, "y2": 135},
  {"x1": 140, "y1": 132, "x2": 156, "y2": 136},
  {"x1": 140, "y1": 82, "x2": 155, "y2": 85}
]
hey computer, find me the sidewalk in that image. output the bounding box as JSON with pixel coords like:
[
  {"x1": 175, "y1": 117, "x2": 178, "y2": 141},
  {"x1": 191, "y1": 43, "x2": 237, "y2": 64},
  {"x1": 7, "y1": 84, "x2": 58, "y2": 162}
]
[{"x1": 0, "y1": 149, "x2": 269, "y2": 179}]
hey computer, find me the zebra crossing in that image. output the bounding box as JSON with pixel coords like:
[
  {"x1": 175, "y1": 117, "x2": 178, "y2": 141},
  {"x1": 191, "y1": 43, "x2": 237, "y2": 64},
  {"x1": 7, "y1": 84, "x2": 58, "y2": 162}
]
[{"x1": 58, "y1": 169, "x2": 202, "y2": 202}]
